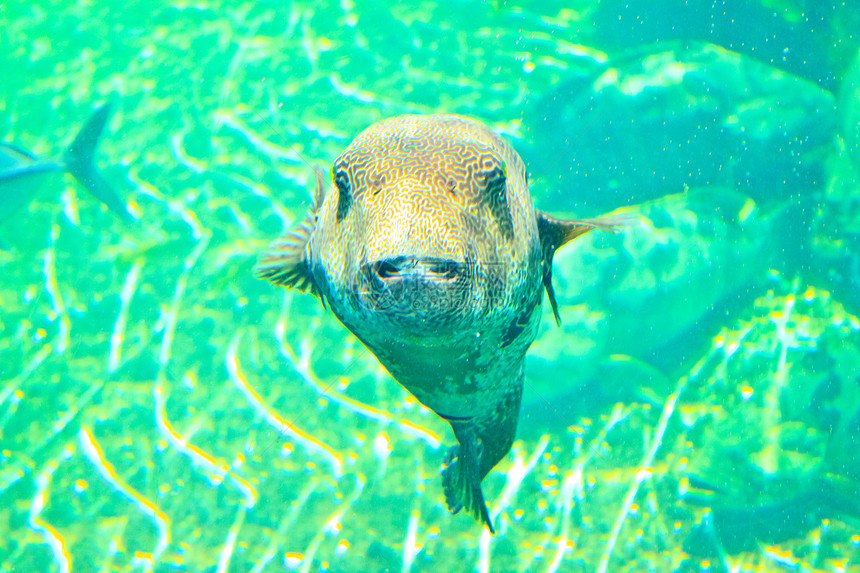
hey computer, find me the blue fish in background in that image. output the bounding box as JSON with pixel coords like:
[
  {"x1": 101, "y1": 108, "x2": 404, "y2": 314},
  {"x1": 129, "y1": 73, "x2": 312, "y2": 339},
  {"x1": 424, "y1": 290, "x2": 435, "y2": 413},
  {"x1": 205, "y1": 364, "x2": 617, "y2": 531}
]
[{"x1": 0, "y1": 102, "x2": 131, "y2": 224}]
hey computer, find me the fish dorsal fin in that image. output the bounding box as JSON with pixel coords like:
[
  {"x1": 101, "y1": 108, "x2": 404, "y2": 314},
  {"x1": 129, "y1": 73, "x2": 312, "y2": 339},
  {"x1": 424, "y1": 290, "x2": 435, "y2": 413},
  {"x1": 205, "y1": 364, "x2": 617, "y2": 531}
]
[
  {"x1": 537, "y1": 210, "x2": 636, "y2": 326},
  {"x1": 310, "y1": 165, "x2": 325, "y2": 208},
  {"x1": 255, "y1": 167, "x2": 326, "y2": 300}
]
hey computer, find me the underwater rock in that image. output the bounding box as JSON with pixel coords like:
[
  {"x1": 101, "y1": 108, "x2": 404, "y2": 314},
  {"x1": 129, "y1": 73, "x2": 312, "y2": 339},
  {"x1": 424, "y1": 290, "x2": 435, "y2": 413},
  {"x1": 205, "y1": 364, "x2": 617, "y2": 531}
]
[
  {"x1": 525, "y1": 41, "x2": 837, "y2": 216},
  {"x1": 677, "y1": 281, "x2": 860, "y2": 556},
  {"x1": 810, "y1": 47, "x2": 860, "y2": 313},
  {"x1": 528, "y1": 185, "x2": 792, "y2": 385},
  {"x1": 588, "y1": 0, "x2": 849, "y2": 91},
  {"x1": 841, "y1": 48, "x2": 860, "y2": 174}
]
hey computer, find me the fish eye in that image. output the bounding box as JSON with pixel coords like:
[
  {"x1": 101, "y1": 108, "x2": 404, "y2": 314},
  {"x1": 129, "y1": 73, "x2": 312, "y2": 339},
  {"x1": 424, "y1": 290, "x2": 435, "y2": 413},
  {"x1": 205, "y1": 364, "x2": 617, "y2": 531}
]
[
  {"x1": 332, "y1": 166, "x2": 350, "y2": 194},
  {"x1": 331, "y1": 164, "x2": 351, "y2": 221},
  {"x1": 481, "y1": 159, "x2": 513, "y2": 236},
  {"x1": 484, "y1": 163, "x2": 507, "y2": 192}
]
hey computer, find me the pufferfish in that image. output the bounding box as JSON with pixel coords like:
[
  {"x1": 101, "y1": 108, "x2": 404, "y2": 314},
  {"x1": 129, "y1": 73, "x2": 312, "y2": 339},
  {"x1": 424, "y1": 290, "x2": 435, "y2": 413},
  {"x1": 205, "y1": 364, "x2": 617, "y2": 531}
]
[{"x1": 256, "y1": 114, "x2": 630, "y2": 533}]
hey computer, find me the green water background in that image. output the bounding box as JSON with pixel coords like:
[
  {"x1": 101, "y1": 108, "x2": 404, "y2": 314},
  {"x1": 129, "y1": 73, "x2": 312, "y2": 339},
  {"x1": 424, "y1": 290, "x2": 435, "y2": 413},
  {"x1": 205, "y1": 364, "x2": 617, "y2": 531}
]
[{"x1": 2, "y1": 1, "x2": 860, "y2": 571}]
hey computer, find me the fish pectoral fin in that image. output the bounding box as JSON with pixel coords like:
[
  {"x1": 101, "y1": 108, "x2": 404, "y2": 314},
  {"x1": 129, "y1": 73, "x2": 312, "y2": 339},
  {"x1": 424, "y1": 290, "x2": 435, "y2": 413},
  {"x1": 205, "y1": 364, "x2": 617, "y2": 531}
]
[
  {"x1": 537, "y1": 210, "x2": 639, "y2": 325},
  {"x1": 255, "y1": 167, "x2": 325, "y2": 299},
  {"x1": 255, "y1": 218, "x2": 320, "y2": 297},
  {"x1": 442, "y1": 424, "x2": 495, "y2": 534}
]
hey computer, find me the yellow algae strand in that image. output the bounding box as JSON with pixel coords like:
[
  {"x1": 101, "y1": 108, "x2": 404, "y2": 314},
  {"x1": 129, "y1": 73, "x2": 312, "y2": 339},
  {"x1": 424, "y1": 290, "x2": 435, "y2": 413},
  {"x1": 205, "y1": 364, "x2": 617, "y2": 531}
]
[
  {"x1": 758, "y1": 293, "x2": 796, "y2": 475},
  {"x1": 547, "y1": 403, "x2": 627, "y2": 573},
  {"x1": 213, "y1": 171, "x2": 291, "y2": 229},
  {"x1": 297, "y1": 474, "x2": 365, "y2": 573},
  {"x1": 42, "y1": 239, "x2": 70, "y2": 354},
  {"x1": 0, "y1": 343, "x2": 51, "y2": 412},
  {"x1": 249, "y1": 480, "x2": 320, "y2": 573},
  {"x1": 127, "y1": 170, "x2": 211, "y2": 370},
  {"x1": 598, "y1": 374, "x2": 689, "y2": 573},
  {"x1": 402, "y1": 462, "x2": 434, "y2": 572},
  {"x1": 402, "y1": 508, "x2": 421, "y2": 573},
  {"x1": 278, "y1": 318, "x2": 395, "y2": 426},
  {"x1": 478, "y1": 435, "x2": 550, "y2": 573},
  {"x1": 170, "y1": 129, "x2": 207, "y2": 174},
  {"x1": 396, "y1": 418, "x2": 441, "y2": 449},
  {"x1": 216, "y1": 498, "x2": 248, "y2": 573},
  {"x1": 213, "y1": 109, "x2": 304, "y2": 163},
  {"x1": 60, "y1": 185, "x2": 80, "y2": 227},
  {"x1": 275, "y1": 312, "x2": 443, "y2": 449}
]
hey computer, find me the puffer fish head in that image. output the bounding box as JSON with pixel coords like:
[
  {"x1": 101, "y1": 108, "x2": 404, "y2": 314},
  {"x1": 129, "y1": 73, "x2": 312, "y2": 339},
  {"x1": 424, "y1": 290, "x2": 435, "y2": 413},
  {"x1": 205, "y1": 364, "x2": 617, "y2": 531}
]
[
  {"x1": 310, "y1": 114, "x2": 541, "y2": 343},
  {"x1": 256, "y1": 113, "x2": 634, "y2": 534}
]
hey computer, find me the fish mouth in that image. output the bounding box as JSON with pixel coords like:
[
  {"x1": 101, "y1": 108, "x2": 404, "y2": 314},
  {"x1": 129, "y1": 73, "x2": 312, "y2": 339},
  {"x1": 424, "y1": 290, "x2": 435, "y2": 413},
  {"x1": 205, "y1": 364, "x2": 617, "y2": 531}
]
[
  {"x1": 370, "y1": 256, "x2": 465, "y2": 285},
  {"x1": 359, "y1": 256, "x2": 473, "y2": 321}
]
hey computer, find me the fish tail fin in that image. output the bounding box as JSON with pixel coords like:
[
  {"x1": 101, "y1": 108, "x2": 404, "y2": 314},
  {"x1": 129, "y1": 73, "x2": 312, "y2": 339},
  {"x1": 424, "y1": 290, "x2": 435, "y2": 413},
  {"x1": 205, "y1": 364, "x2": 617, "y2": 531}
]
[
  {"x1": 442, "y1": 426, "x2": 494, "y2": 534},
  {"x1": 63, "y1": 102, "x2": 132, "y2": 221}
]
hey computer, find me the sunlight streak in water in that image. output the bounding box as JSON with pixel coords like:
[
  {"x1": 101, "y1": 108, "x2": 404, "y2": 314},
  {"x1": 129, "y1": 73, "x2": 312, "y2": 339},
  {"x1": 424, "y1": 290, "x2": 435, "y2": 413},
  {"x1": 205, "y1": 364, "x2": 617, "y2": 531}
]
[
  {"x1": 42, "y1": 235, "x2": 69, "y2": 353},
  {"x1": 226, "y1": 330, "x2": 344, "y2": 478},
  {"x1": 78, "y1": 427, "x2": 170, "y2": 564},
  {"x1": 152, "y1": 379, "x2": 258, "y2": 507},
  {"x1": 275, "y1": 304, "x2": 442, "y2": 449},
  {"x1": 108, "y1": 259, "x2": 143, "y2": 374},
  {"x1": 28, "y1": 453, "x2": 72, "y2": 573}
]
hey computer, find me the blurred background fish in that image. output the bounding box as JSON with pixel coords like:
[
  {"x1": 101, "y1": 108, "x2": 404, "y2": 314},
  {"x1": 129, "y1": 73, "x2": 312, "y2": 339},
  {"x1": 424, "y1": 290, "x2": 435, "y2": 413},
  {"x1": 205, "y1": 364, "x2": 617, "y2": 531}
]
[{"x1": 0, "y1": 102, "x2": 131, "y2": 228}]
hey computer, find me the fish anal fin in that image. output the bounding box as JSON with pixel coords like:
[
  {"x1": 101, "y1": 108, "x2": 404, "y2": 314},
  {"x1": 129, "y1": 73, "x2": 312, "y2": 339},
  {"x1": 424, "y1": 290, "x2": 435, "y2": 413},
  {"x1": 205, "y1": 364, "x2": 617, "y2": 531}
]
[
  {"x1": 537, "y1": 210, "x2": 637, "y2": 326},
  {"x1": 442, "y1": 428, "x2": 495, "y2": 534},
  {"x1": 544, "y1": 271, "x2": 562, "y2": 327},
  {"x1": 440, "y1": 377, "x2": 522, "y2": 535}
]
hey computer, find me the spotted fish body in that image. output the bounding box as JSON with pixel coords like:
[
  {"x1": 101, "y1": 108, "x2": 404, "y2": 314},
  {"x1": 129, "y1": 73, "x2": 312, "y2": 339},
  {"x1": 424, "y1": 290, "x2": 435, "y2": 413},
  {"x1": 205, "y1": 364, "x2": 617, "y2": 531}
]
[{"x1": 257, "y1": 114, "x2": 627, "y2": 533}]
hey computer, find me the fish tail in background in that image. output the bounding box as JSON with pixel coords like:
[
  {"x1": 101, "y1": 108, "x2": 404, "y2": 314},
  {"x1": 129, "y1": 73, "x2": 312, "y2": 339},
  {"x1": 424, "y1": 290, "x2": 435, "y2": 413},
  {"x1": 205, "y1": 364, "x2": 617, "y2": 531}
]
[
  {"x1": 63, "y1": 102, "x2": 132, "y2": 221},
  {"x1": 441, "y1": 375, "x2": 523, "y2": 535}
]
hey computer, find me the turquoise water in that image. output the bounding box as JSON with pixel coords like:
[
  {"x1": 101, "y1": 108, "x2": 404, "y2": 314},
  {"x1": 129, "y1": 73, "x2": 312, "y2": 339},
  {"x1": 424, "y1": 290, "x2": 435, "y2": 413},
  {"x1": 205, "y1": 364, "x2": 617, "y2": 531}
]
[{"x1": 1, "y1": 1, "x2": 859, "y2": 571}]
